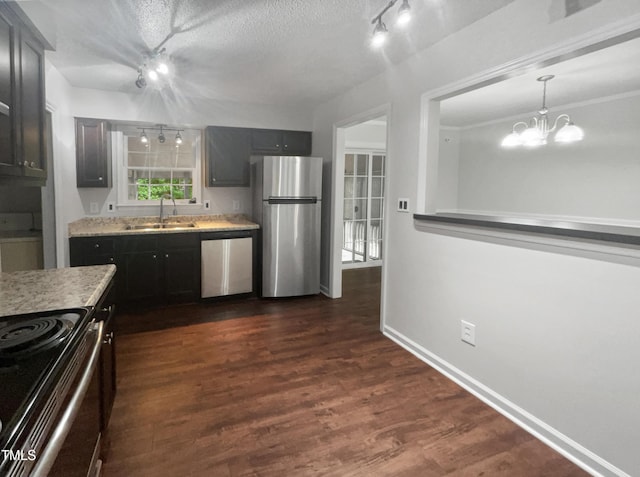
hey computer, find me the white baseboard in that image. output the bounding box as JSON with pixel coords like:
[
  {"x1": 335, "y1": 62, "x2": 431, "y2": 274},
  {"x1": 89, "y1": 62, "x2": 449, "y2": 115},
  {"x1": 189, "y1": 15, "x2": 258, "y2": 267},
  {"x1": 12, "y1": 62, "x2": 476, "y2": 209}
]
[{"x1": 383, "y1": 325, "x2": 630, "y2": 477}]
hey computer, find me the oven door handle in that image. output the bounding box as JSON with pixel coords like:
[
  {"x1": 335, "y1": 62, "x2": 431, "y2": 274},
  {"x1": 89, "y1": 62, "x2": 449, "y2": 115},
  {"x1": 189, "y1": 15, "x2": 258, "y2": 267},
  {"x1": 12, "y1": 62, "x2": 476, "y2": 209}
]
[{"x1": 31, "y1": 320, "x2": 104, "y2": 477}]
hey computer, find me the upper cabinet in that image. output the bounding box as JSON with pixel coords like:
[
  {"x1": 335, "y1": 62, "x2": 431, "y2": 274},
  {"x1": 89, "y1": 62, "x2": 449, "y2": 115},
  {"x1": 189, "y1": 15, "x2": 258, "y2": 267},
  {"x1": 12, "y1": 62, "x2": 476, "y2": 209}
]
[
  {"x1": 76, "y1": 117, "x2": 112, "y2": 188},
  {"x1": 205, "y1": 126, "x2": 312, "y2": 187},
  {"x1": 251, "y1": 129, "x2": 311, "y2": 156},
  {"x1": 0, "y1": 3, "x2": 48, "y2": 186},
  {"x1": 205, "y1": 126, "x2": 251, "y2": 187}
]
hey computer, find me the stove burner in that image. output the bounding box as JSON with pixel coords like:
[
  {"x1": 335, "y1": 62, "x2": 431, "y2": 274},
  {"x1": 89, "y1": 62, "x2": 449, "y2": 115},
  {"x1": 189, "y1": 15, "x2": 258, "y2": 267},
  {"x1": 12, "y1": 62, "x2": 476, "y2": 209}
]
[{"x1": 0, "y1": 317, "x2": 74, "y2": 358}]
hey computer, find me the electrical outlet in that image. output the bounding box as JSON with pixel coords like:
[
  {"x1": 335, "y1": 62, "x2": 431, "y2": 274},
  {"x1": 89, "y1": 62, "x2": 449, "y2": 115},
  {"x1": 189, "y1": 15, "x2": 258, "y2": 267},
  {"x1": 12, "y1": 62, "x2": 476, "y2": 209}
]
[
  {"x1": 89, "y1": 202, "x2": 99, "y2": 214},
  {"x1": 461, "y1": 320, "x2": 476, "y2": 346},
  {"x1": 107, "y1": 202, "x2": 115, "y2": 213},
  {"x1": 232, "y1": 200, "x2": 240, "y2": 211},
  {"x1": 203, "y1": 200, "x2": 211, "y2": 210},
  {"x1": 397, "y1": 198, "x2": 410, "y2": 212}
]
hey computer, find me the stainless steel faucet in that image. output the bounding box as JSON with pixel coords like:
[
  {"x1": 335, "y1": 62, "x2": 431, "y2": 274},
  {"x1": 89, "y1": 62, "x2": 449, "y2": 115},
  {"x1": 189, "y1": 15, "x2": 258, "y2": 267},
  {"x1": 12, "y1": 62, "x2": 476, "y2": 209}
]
[{"x1": 159, "y1": 194, "x2": 176, "y2": 223}]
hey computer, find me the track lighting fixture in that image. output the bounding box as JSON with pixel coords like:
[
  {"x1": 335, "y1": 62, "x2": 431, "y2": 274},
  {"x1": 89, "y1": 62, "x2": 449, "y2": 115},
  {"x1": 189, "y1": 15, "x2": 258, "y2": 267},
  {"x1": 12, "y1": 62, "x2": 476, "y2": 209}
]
[
  {"x1": 370, "y1": 0, "x2": 412, "y2": 47},
  {"x1": 135, "y1": 46, "x2": 172, "y2": 89},
  {"x1": 137, "y1": 125, "x2": 184, "y2": 145},
  {"x1": 501, "y1": 75, "x2": 585, "y2": 148}
]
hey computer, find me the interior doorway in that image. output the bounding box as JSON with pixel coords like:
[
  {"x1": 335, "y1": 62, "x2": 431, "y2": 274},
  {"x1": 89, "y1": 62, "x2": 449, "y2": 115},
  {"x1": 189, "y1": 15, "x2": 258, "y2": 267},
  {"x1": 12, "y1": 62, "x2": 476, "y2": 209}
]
[{"x1": 341, "y1": 117, "x2": 387, "y2": 269}]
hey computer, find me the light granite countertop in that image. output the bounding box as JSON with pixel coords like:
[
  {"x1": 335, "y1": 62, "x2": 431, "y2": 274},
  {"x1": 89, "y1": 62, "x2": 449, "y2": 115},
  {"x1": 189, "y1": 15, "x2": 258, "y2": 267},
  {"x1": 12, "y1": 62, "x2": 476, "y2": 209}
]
[
  {"x1": 0, "y1": 265, "x2": 116, "y2": 317},
  {"x1": 68, "y1": 214, "x2": 259, "y2": 237}
]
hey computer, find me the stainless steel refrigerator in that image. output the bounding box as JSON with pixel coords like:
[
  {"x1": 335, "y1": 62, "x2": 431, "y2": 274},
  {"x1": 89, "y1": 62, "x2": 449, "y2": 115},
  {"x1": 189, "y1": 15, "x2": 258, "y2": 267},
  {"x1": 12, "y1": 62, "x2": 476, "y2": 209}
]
[{"x1": 252, "y1": 156, "x2": 322, "y2": 297}]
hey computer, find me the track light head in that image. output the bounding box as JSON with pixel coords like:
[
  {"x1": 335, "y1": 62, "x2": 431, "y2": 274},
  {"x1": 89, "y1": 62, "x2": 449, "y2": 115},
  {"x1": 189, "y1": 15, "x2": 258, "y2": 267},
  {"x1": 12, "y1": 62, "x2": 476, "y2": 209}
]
[
  {"x1": 140, "y1": 130, "x2": 148, "y2": 143},
  {"x1": 372, "y1": 18, "x2": 388, "y2": 47},
  {"x1": 397, "y1": 0, "x2": 411, "y2": 25},
  {"x1": 135, "y1": 73, "x2": 146, "y2": 88},
  {"x1": 175, "y1": 131, "x2": 183, "y2": 145}
]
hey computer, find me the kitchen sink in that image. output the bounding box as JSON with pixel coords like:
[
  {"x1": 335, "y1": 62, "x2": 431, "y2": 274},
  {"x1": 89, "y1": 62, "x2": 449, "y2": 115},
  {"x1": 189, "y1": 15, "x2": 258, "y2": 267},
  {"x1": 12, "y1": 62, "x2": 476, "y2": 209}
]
[{"x1": 125, "y1": 222, "x2": 197, "y2": 230}]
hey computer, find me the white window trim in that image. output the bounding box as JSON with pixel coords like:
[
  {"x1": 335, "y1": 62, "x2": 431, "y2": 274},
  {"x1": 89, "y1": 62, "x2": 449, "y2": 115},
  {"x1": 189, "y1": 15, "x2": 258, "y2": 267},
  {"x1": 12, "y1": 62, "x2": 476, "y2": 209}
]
[{"x1": 113, "y1": 129, "x2": 202, "y2": 207}]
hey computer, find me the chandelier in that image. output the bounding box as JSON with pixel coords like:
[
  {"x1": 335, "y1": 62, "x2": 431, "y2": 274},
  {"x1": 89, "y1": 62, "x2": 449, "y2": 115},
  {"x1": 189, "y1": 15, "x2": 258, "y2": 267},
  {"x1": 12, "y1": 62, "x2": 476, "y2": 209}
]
[{"x1": 501, "y1": 75, "x2": 584, "y2": 148}]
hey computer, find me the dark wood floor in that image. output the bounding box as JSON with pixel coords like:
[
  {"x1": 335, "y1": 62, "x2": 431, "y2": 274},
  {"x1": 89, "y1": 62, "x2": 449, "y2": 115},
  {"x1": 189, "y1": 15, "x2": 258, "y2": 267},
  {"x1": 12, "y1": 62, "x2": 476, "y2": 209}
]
[{"x1": 102, "y1": 267, "x2": 589, "y2": 476}]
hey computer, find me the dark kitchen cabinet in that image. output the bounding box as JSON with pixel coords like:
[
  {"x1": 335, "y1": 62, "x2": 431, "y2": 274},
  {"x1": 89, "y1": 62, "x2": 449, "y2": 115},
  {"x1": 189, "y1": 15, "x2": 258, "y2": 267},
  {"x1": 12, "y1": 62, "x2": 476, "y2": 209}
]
[
  {"x1": 251, "y1": 129, "x2": 311, "y2": 156},
  {"x1": 18, "y1": 27, "x2": 46, "y2": 179},
  {"x1": 76, "y1": 117, "x2": 112, "y2": 188},
  {"x1": 71, "y1": 233, "x2": 200, "y2": 306},
  {"x1": 0, "y1": 9, "x2": 16, "y2": 176},
  {"x1": 205, "y1": 126, "x2": 251, "y2": 187},
  {"x1": 162, "y1": 233, "x2": 200, "y2": 303},
  {"x1": 94, "y1": 281, "x2": 117, "y2": 434},
  {"x1": 100, "y1": 307, "x2": 116, "y2": 432},
  {"x1": 205, "y1": 126, "x2": 312, "y2": 188},
  {"x1": 0, "y1": 3, "x2": 49, "y2": 185},
  {"x1": 119, "y1": 236, "x2": 162, "y2": 303}
]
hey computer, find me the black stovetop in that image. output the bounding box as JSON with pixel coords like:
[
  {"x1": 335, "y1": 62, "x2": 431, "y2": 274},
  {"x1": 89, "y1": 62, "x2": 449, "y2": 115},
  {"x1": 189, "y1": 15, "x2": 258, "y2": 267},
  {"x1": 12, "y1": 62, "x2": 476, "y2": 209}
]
[{"x1": 0, "y1": 308, "x2": 92, "y2": 452}]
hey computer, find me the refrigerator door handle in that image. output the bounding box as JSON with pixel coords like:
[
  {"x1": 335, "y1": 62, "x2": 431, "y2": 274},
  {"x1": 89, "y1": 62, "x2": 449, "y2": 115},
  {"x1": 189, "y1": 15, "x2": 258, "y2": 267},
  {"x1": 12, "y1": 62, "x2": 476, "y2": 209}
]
[{"x1": 267, "y1": 197, "x2": 318, "y2": 204}]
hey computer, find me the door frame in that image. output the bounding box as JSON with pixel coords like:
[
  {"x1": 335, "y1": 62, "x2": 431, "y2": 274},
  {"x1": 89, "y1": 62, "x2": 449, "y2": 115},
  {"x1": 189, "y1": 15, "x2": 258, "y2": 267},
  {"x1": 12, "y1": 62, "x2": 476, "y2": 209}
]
[{"x1": 329, "y1": 103, "x2": 390, "y2": 299}]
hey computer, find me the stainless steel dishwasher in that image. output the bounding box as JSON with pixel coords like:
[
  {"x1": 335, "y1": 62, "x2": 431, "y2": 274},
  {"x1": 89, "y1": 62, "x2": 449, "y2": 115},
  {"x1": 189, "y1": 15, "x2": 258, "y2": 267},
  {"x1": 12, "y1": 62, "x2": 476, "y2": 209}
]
[{"x1": 201, "y1": 231, "x2": 254, "y2": 298}]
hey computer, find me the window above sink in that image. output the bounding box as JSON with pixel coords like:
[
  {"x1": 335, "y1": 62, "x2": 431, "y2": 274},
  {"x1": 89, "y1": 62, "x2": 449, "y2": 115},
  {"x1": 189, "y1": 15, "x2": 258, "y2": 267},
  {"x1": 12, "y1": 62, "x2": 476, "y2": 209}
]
[{"x1": 112, "y1": 123, "x2": 202, "y2": 207}]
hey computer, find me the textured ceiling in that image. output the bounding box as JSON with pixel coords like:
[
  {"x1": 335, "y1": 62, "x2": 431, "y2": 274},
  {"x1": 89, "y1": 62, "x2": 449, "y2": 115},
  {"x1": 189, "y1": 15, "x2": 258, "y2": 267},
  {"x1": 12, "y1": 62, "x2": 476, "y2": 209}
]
[{"x1": 23, "y1": 0, "x2": 515, "y2": 107}]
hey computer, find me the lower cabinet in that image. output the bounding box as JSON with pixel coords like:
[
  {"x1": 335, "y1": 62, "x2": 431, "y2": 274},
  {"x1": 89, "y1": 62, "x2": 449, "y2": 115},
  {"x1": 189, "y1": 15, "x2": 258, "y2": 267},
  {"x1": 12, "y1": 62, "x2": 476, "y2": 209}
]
[
  {"x1": 162, "y1": 233, "x2": 200, "y2": 304},
  {"x1": 100, "y1": 309, "x2": 116, "y2": 432},
  {"x1": 95, "y1": 284, "x2": 116, "y2": 435},
  {"x1": 70, "y1": 232, "x2": 202, "y2": 307}
]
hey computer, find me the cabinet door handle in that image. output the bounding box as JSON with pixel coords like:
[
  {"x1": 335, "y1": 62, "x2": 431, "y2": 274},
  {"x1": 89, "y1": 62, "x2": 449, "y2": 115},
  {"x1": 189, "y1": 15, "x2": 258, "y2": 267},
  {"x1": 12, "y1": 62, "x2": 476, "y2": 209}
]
[
  {"x1": 98, "y1": 176, "x2": 103, "y2": 181},
  {"x1": 165, "y1": 254, "x2": 169, "y2": 258},
  {"x1": 109, "y1": 257, "x2": 114, "y2": 262},
  {"x1": 212, "y1": 177, "x2": 216, "y2": 182},
  {"x1": 152, "y1": 254, "x2": 157, "y2": 259},
  {"x1": 94, "y1": 243, "x2": 100, "y2": 248}
]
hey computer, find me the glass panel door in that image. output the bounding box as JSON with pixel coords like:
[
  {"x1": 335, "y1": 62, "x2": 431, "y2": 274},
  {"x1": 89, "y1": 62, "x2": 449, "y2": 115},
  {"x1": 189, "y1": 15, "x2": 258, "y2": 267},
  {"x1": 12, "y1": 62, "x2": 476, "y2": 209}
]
[{"x1": 342, "y1": 151, "x2": 385, "y2": 265}]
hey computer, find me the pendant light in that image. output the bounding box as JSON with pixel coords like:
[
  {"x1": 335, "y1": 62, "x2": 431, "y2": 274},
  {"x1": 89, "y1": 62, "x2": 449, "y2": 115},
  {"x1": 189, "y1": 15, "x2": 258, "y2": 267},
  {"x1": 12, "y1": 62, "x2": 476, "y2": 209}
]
[{"x1": 501, "y1": 75, "x2": 584, "y2": 148}]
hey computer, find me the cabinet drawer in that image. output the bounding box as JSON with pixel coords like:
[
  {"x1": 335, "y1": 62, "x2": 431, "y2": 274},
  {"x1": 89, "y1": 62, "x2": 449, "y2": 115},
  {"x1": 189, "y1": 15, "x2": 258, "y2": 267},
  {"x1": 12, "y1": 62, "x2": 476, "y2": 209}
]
[
  {"x1": 161, "y1": 232, "x2": 199, "y2": 249},
  {"x1": 119, "y1": 236, "x2": 158, "y2": 253},
  {"x1": 78, "y1": 238, "x2": 116, "y2": 254}
]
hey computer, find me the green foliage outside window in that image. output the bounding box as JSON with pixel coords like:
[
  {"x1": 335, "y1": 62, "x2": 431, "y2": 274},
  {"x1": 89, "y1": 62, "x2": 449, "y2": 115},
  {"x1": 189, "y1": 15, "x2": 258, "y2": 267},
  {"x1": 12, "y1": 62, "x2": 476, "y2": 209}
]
[{"x1": 136, "y1": 178, "x2": 193, "y2": 200}]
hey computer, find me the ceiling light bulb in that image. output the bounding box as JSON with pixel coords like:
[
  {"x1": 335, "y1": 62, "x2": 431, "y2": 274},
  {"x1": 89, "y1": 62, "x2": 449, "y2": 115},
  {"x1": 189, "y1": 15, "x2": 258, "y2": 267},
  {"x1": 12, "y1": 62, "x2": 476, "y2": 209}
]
[
  {"x1": 140, "y1": 130, "x2": 148, "y2": 143},
  {"x1": 555, "y1": 122, "x2": 584, "y2": 143},
  {"x1": 501, "y1": 132, "x2": 522, "y2": 148},
  {"x1": 156, "y1": 62, "x2": 169, "y2": 75},
  {"x1": 520, "y1": 126, "x2": 544, "y2": 145},
  {"x1": 397, "y1": 0, "x2": 411, "y2": 26},
  {"x1": 175, "y1": 132, "x2": 183, "y2": 145},
  {"x1": 147, "y1": 69, "x2": 159, "y2": 81},
  {"x1": 158, "y1": 132, "x2": 166, "y2": 143},
  {"x1": 372, "y1": 19, "x2": 388, "y2": 47}
]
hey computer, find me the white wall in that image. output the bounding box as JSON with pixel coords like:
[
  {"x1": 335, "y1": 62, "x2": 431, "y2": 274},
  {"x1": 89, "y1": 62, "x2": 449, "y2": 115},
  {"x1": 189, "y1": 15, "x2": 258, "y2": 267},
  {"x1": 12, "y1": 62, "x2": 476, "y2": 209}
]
[
  {"x1": 312, "y1": 1, "x2": 640, "y2": 475},
  {"x1": 344, "y1": 119, "x2": 387, "y2": 150},
  {"x1": 446, "y1": 92, "x2": 640, "y2": 222},
  {"x1": 46, "y1": 63, "x2": 313, "y2": 266}
]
